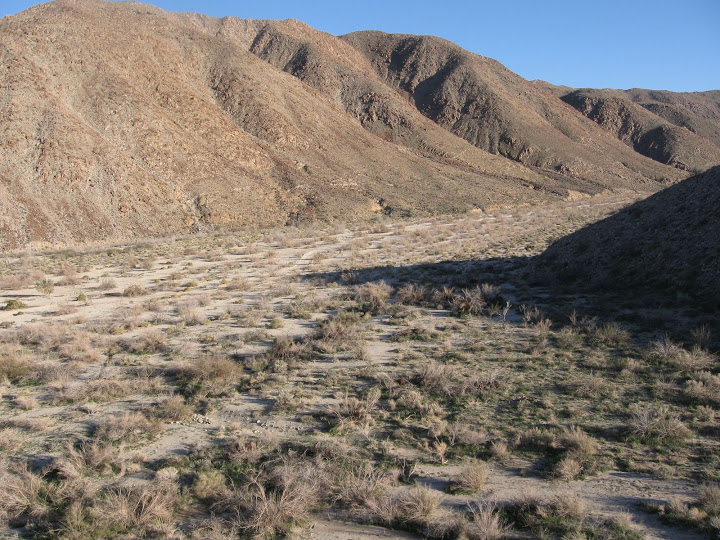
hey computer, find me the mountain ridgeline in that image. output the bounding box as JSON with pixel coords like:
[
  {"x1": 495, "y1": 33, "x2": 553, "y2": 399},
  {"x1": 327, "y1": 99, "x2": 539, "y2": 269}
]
[{"x1": 0, "y1": 0, "x2": 717, "y2": 250}]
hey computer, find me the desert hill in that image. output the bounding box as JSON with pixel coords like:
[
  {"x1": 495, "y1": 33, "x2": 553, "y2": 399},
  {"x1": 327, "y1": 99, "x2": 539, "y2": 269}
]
[
  {"x1": 537, "y1": 165, "x2": 720, "y2": 309},
  {"x1": 0, "y1": 0, "x2": 716, "y2": 250}
]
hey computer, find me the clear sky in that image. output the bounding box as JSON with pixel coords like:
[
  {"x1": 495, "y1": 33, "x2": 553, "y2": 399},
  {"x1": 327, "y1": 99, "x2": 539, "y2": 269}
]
[{"x1": 3, "y1": 0, "x2": 719, "y2": 92}]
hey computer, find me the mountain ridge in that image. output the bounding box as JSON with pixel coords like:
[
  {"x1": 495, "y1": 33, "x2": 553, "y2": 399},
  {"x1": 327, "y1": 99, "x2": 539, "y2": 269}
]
[{"x1": 0, "y1": 0, "x2": 717, "y2": 250}]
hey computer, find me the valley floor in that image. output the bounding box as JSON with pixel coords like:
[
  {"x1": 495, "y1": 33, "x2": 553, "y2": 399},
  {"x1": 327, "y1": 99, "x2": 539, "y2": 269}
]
[{"x1": 1, "y1": 193, "x2": 717, "y2": 539}]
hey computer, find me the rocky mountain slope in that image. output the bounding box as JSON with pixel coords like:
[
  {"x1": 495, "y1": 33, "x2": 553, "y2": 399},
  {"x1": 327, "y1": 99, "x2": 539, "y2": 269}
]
[
  {"x1": 537, "y1": 165, "x2": 720, "y2": 309},
  {"x1": 554, "y1": 87, "x2": 720, "y2": 172},
  {"x1": 0, "y1": 0, "x2": 715, "y2": 250}
]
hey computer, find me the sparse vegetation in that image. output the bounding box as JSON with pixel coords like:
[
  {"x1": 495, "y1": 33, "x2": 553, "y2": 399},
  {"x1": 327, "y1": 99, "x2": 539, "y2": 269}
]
[{"x1": 0, "y1": 194, "x2": 716, "y2": 539}]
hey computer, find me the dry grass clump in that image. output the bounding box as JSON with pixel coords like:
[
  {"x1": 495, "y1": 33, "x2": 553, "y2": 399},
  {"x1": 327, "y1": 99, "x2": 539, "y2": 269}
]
[
  {"x1": 55, "y1": 440, "x2": 125, "y2": 479},
  {"x1": 0, "y1": 272, "x2": 36, "y2": 289},
  {"x1": 122, "y1": 284, "x2": 149, "y2": 297},
  {"x1": 192, "y1": 469, "x2": 230, "y2": 501},
  {"x1": 517, "y1": 426, "x2": 602, "y2": 481},
  {"x1": 465, "y1": 501, "x2": 509, "y2": 540},
  {"x1": 0, "y1": 458, "x2": 179, "y2": 538},
  {"x1": 332, "y1": 459, "x2": 396, "y2": 510},
  {"x1": 86, "y1": 482, "x2": 177, "y2": 536},
  {"x1": 57, "y1": 332, "x2": 104, "y2": 363},
  {"x1": 586, "y1": 322, "x2": 631, "y2": 347},
  {"x1": 92, "y1": 412, "x2": 160, "y2": 444},
  {"x1": 396, "y1": 283, "x2": 429, "y2": 305},
  {"x1": 195, "y1": 455, "x2": 325, "y2": 538},
  {"x1": 660, "y1": 485, "x2": 720, "y2": 535},
  {"x1": 330, "y1": 387, "x2": 382, "y2": 431},
  {"x1": 98, "y1": 277, "x2": 117, "y2": 291},
  {"x1": 51, "y1": 378, "x2": 143, "y2": 405},
  {"x1": 0, "y1": 427, "x2": 26, "y2": 453},
  {"x1": 177, "y1": 304, "x2": 208, "y2": 326},
  {"x1": 57, "y1": 266, "x2": 81, "y2": 286},
  {"x1": 353, "y1": 281, "x2": 393, "y2": 313},
  {"x1": 447, "y1": 462, "x2": 489, "y2": 494},
  {"x1": 151, "y1": 394, "x2": 193, "y2": 421},
  {"x1": 2, "y1": 298, "x2": 27, "y2": 310},
  {"x1": 646, "y1": 336, "x2": 713, "y2": 371},
  {"x1": 34, "y1": 278, "x2": 55, "y2": 295},
  {"x1": 503, "y1": 491, "x2": 591, "y2": 538},
  {"x1": 122, "y1": 328, "x2": 168, "y2": 354},
  {"x1": 628, "y1": 405, "x2": 691, "y2": 444},
  {"x1": 285, "y1": 291, "x2": 325, "y2": 319},
  {"x1": 682, "y1": 371, "x2": 720, "y2": 405},
  {"x1": 315, "y1": 310, "x2": 364, "y2": 352},
  {"x1": 172, "y1": 355, "x2": 242, "y2": 397},
  {"x1": 264, "y1": 336, "x2": 310, "y2": 372},
  {"x1": 0, "y1": 345, "x2": 71, "y2": 386}
]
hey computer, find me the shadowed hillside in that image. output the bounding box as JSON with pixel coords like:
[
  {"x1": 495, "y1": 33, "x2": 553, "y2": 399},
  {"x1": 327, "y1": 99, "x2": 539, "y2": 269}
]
[{"x1": 537, "y1": 166, "x2": 720, "y2": 311}]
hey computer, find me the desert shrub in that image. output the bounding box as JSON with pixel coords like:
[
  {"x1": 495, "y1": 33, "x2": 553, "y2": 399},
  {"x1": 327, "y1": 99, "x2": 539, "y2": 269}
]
[
  {"x1": 225, "y1": 277, "x2": 250, "y2": 291},
  {"x1": 551, "y1": 456, "x2": 583, "y2": 481},
  {"x1": 555, "y1": 326, "x2": 583, "y2": 349},
  {"x1": 331, "y1": 459, "x2": 395, "y2": 510},
  {"x1": 699, "y1": 484, "x2": 720, "y2": 516},
  {"x1": 264, "y1": 336, "x2": 309, "y2": 372},
  {"x1": 330, "y1": 387, "x2": 382, "y2": 430},
  {"x1": 98, "y1": 277, "x2": 116, "y2": 291},
  {"x1": 315, "y1": 311, "x2": 364, "y2": 352},
  {"x1": 683, "y1": 371, "x2": 720, "y2": 405},
  {"x1": 92, "y1": 412, "x2": 159, "y2": 444},
  {"x1": 218, "y1": 459, "x2": 322, "y2": 538},
  {"x1": 285, "y1": 292, "x2": 324, "y2": 319},
  {"x1": 398, "y1": 483, "x2": 442, "y2": 525},
  {"x1": 413, "y1": 360, "x2": 455, "y2": 394},
  {"x1": 91, "y1": 482, "x2": 179, "y2": 536},
  {"x1": 54, "y1": 440, "x2": 123, "y2": 479},
  {"x1": 503, "y1": 492, "x2": 588, "y2": 538},
  {"x1": 122, "y1": 284, "x2": 149, "y2": 297},
  {"x1": 152, "y1": 395, "x2": 193, "y2": 421},
  {"x1": 572, "y1": 373, "x2": 613, "y2": 398},
  {"x1": 451, "y1": 287, "x2": 486, "y2": 316},
  {"x1": 628, "y1": 405, "x2": 691, "y2": 445},
  {"x1": 587, "y1": 322, "x2": 630, "y2": 347},
  {"x1": 396, "y1": 283, "x2": 428, "y2": 306},
  {"x1": 447, "y1": 462, "x2": 489, "y2": 494},
  {"x1": 353, "y1": 281, "x2": 393, "y2": 313},
  {"x1": 177, "y1": 305, "x2": 208, "y2": 326},
  {"x1": 432, "y1": 286, "x2": 456, "y2": 309},
  {"x1": 0, "y1": 273, "x2": 35, "y2": 289},
  {"x1": 193, "y1": 469, "x2": 230, "y2": 502},
  {"x1": 3, "y1": 299, "x2": 27, "y2": 310},
  {"x1": 0, "y1": 464, "x2": 73, "y2": 532},
  {"x1": 466, "y1": 501, "x2": 508, "y2": 540},
  {"x1": 34, "y1": 278, "x2": 54, "y2": 295},
  {"x1": 52, "y1": 378, "x2": 141, "y2": 405},
  {"x1": 391, "y1": 325, "x2": 439, "y2": 342},
  {"x1": 123, "y1": 329, "x2": 168, "y2": 354},
  {"x1": 172, "y1": 355, "x2": 242, "y2": 397},
  {"x1": 645, "y1": 336, "x2": 712, "y2": 370},
  {"x1": 57, "y1": 267, "x2": 80, "y2": 286}
]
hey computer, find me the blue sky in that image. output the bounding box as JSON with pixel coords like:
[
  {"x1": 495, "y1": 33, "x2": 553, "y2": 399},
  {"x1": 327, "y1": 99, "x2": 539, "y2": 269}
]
[{"x1": 3, "y1": 0, "x2": 719, "y2": 92}]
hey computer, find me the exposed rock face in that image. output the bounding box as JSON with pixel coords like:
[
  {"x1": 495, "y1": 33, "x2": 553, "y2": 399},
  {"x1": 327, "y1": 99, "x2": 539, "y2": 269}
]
[
  {"x1": 560, "y1": 89, "x2": 720, "y2": 172},
  {"x1": 340, "y1": 31, "x2": 685, "y2": 184},
  {"x1": 0, "y1": 0, "x2": 713, "y2": 250},
  {"x1": 537, "y1": 166, "x2": 720, "y2": 308}
]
